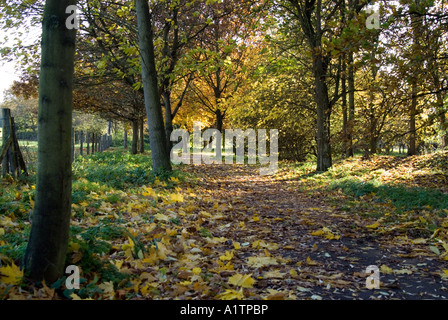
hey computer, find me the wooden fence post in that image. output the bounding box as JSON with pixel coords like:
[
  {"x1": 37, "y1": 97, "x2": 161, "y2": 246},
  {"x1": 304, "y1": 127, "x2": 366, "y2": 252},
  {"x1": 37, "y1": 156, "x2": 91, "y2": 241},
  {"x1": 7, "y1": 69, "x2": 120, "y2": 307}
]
[
  {"x1": 92, "y1": 133, "x2": 95, "y2": 154},
  {"x1": 1, "y1": 108, "x2": 28, "y2": 177},
  {"x1": 71, "y1": 127, "x2": 75, "y2": 161},
  {"x1": 80, "y1": 131, "x2": 84, "y2": 156},
  {"x1": 86, "y1": 132, "x2": 90, "y2": 155},
  {"x1": 1, "y1": 108, "x2": 12, "y2": 176}
]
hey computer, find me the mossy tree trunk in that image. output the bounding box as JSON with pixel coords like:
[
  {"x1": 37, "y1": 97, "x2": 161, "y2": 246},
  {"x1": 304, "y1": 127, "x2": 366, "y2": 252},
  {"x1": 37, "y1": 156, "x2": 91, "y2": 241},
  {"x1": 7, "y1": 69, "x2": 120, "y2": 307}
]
[
  {"x1": 24, "y1": 0, "x2": 77, "y2": 283},
  {"x1": 135, "y1": 0, "x2": 172, "y2": 173}
]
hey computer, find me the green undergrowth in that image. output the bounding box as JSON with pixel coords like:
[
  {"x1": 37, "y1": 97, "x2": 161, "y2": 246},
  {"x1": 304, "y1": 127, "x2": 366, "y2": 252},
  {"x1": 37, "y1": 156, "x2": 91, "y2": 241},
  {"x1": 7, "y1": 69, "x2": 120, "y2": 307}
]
[
  {"x1": 328, "y1": 178, "x2": 448, "y2": 213},
  {"x1": 281, "y1": 151, "x2": 447, "y2": 208},
  {"x1": 0, "y1": 150, "x2": 184, "y2": 277}
]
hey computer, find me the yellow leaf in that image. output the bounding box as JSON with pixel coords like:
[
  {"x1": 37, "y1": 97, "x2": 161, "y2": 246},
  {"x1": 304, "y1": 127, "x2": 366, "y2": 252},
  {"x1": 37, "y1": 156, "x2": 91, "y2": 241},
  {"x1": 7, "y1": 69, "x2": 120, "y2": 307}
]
[
  {"x1": 142, "y1": 186, "x2": 156, "y2": 198},
  {"x1": 252, "y1": 240, "x2": 279, "y2": 250},
  {"x1": 0, "y1": 216, "x2": 17, "y2": 227},
  {"x1": 246, "y1": 256, "x2": 278, "y2": 268},
  {"x1": 140, "y1": 283, "x2": 151, "y2": 295},
  {"x1": 121, "y1": 236, "x2": 135, "y2": 251},
  {"x1": 99, "y1": 281, "x2": 115, "y2": 297},
  {"x1": 411, "y1": 238, "x2": 426, "y2": 244},
  {"x1": 79, "y1": 201, "x2": 90, "y2": 208},
  {"x1": 228, "y1": 273, "x2": 256, "y2": 288},
  {"x1": 112, "y1": 259, "x2": 123, "y2": 270},
  {"x1": 143, "y1": 248, "x2": 159, "y2": 265},
  {"x1": 306, "y1": 256, "x2": 319, "y2": 266},
  {"x1": 200, "y1": 211, "x2": 211, "y2": 218},
  {"x1": 253, "y1": 214, "x2": 260, "y2": 222},
  {"x1": 395, "y1": 269, "x2": 412, "y2": 275},
  {"x1": 311, "y1": 227, "x2": 341, "y2": 240},
  {"x1": 68, "y1": 241, "x2": 81, "y2": 252},
  {"x1": 380, "y1": 264, "x2": 393, "y2": 274},
  {"x1": 70, "y1": 293, "x2": 83, "y2": 300},
  {"x1": 263, "y1": 269, "x2": 285, "y2": 278},
  {"x1": 192, "y1": 267, "x2": 202, "y2": 275},
  {"x1": 233, "y1": 242, "x2": 241, "y2": 250},
  {"x1": 169, "y1": 193, "x2": 184, "y2": 203},
  {"x1": 216, "y1": 289, "x2": 245, "y2": 300},
  {"x1": 219, "y1": 250, "x2": 234, "y2": 261},
  {"x1": 154, "y1": 213, "x2": 170, "y2": 222},
  {"x1": 213, "y1": 260, "x2": 234, "y2": 272},
  {"x1": 290, "y1": 269, "x2": 298, "y2": 277},
  {"x1": 0, "y1": 228, "x2": 4, "y2": 236},
  {"x1": 0, "y1": 262, "x2": 23, "y2": 285},
  {"x1": 366, "y1": 222, "x2": 380, "y2": 229}
]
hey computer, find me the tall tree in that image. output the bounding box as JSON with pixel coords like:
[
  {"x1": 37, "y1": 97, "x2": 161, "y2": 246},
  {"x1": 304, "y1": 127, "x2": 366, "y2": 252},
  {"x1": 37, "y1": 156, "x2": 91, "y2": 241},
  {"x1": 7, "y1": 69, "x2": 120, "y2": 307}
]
[
  {"x1": 283, "y1": 0, "x2": 342, "y2": 171},
  {"x1": 24, "y1": 0, "x2": 77, "y2": 283},
  {"x1": 407, "y1": 0, "x2": 425, "y2": 155},
  {"x1": 188, "y1": 0, "x2": 259, "y2": 133},
  {"x1": 135, "y1": 0, "x2": 171, "y2": 173}
]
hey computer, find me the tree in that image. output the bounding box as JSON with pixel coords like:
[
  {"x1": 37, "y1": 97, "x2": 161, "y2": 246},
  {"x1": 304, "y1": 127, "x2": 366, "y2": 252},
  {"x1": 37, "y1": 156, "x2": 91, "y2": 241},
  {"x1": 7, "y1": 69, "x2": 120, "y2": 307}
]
[
  {"x1": 280, "y1": 0, "x2": 344, "y2": 171},
  {"x1": 24, "y1": 0, "x2": 77, "y2": 283},
  {"x1": 135, "y1": 0, "x2": 171, "y2": 173},
  {"x1": 187, "y1": 0, "x2": 259, "y2": 133}
]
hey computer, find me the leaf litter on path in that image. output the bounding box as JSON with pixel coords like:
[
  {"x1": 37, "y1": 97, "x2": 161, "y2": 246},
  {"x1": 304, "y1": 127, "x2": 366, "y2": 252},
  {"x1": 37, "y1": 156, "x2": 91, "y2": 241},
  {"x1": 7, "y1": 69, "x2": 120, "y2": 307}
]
[{"x1": 2, "y1": 155, "x2": 448, "y2": 300}]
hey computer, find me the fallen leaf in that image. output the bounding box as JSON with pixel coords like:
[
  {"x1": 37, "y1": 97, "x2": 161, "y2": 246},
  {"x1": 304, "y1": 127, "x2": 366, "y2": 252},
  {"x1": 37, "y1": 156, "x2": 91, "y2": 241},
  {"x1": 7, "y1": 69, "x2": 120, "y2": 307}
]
[
  {"x1": 263, "y1": 269, "x2": 285, "y2": 278},
  {"x1": 246, "y1": 256, "x2": 278, "y2": 268},
  {"x1": 0, "y1": 262, "x2": 23, "y2": 285},
  {"x1": 215, "y1": 289, "x2": 245, "y2": 300},
  {"x1": 429, "y1": 246, "x2": 440, "y2": 255},
  {"x1": 306, "y1": 256, "x2": 319, "y2": 266},
  {"x1": 228, "y1": 273, "x2": 256, "y2": 288},
  {"x1": 380, "y1": 264, "x2": 394, "y2": 274},
  {"x1": 219, "y1": 250, "x2": 234, "y2": 261},
  {"x1": 365, "y1": 222, "x2": 380, "y2": 229}
]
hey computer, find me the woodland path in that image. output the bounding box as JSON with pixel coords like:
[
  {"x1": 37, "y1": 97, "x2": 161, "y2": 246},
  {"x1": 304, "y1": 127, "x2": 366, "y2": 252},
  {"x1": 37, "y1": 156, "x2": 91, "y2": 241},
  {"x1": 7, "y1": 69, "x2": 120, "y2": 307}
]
[{"x1": 184, "y1": 163, "x2": 448, "y2": 300}]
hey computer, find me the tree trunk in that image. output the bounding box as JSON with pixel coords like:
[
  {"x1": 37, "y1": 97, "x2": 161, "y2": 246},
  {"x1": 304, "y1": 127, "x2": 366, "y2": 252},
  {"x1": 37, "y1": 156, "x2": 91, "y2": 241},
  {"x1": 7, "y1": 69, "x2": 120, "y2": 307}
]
[
  {"x1": 347, "y1": 52, "x2": 355, "y2": 157},
  {"x1": 408, "y1": 3, "x2": 422, "y2": 156},
  {"x1": 215, "y1": 108, "x2": 224, "y2": 133},
  {"x1": 24, "y1": 0, "x2": 77, "y2": 283},
  {"x1": 124, "y1": 123, "x2": 128, "y2": 149},
  {"x1": 341, "y1": 56, "x2": 348, "y2": 157},
  {"x1": 135, "y1": 0, "x2": 172, "y2": 173},
  {"x1": 163, "y1": 91, "x2": 174, "y2": 154},
  {"x1": 131, "y1": 119, "x2": 139, "y2": 155},
  {"x1": 313, "y1": 54, "x2": 332, "y2": 172},
  {"x1": 440, "y1": 112, "x2": 448, "y2": 148},
  {"x1": 139, "y1": 117, "x2": 145, "y2": 153},
  {"x1": 408, "y1": 78, "x2": 417, "y2": 156}
]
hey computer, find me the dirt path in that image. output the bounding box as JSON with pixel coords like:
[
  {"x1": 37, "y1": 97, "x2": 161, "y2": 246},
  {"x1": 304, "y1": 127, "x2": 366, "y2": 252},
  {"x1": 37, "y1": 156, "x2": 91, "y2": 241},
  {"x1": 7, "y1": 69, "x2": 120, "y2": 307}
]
[{"x1": 184, "y1": 163, "x2": 448, "y2": 300}]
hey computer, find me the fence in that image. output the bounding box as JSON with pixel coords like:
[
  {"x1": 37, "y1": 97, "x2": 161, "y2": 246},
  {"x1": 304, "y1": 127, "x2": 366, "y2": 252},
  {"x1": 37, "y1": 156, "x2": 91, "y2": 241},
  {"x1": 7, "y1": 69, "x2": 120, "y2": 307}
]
[{"x1": 0, "y1": 108, "x2": 113, "y2": 177}]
